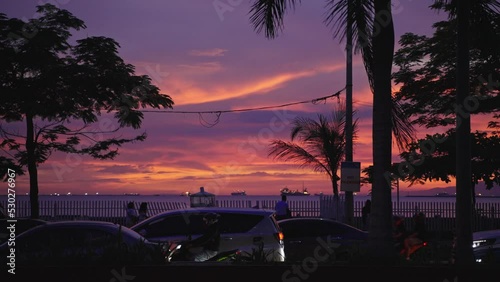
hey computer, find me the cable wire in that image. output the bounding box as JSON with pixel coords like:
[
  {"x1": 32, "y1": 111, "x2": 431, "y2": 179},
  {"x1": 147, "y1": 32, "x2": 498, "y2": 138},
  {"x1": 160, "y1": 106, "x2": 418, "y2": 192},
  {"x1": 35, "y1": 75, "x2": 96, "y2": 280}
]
[{"x1": 140, "y1": 87, "x2": 346, "y2": 127}]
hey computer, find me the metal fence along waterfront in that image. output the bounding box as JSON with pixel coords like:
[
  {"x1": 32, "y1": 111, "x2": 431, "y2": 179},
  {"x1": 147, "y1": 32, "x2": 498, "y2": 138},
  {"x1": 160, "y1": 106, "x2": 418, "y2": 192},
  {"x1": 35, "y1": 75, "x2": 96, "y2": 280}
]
[{"x1": 2, "y1": 195, "x2": 499, "y2": 231}]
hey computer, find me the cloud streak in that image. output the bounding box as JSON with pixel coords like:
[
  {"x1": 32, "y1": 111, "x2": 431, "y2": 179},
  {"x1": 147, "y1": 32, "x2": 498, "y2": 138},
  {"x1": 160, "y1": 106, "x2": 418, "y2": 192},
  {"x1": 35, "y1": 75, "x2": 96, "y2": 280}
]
[{"x1": 188, "y1": 48, "x2": 228, "y2": 57}]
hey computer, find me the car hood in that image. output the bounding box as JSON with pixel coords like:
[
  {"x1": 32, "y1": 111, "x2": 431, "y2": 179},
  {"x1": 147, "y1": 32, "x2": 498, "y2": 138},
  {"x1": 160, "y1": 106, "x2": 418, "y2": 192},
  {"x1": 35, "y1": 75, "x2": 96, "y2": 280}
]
[{"x1": 473, "y1": 230, "x2": 500, "y2": 241}]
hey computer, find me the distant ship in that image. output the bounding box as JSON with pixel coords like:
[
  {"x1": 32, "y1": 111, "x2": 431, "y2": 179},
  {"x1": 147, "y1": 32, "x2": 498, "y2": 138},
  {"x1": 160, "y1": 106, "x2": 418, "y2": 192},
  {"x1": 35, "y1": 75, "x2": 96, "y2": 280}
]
[
  {"x1": 280, "y1": 187, "x2": 310, "y2": 196},
  {"x1": 231, "y1": 190, "x2": 247, "y2": 196},
  {"x1": 180, "y1": 191, "x2": 191, "y2": 197},
  {"x1": 435, "y1": 192, "x2": 453, "y2": 197}
]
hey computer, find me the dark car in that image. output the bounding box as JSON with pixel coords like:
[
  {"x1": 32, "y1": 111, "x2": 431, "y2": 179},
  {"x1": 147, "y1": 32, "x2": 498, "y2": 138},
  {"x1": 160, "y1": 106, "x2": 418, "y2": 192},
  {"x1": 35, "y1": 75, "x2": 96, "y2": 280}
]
[
  {"x1": 474, "y1": 245, "x2": 500, "y2": 264},
  {"x1": 277, "y1": 217, "x2": 368, "y2": 263},
  {"x1": 473, "y1": 229, "x2": 500, "y2": 264},
  {"x1": 0, "y1": 220, "x2": 165, "y2": 266},
  {"x1": 0, "y1": 218, "x2": 48, "y2": 245}
]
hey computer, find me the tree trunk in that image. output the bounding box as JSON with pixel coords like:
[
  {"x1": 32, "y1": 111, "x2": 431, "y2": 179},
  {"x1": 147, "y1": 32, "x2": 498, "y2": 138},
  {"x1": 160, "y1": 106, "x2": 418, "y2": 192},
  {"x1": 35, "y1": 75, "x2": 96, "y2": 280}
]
[
  {"x1": 331, "y1": 176, "x2": 339, "y2": 197},
  {"x1": 455, "y1": 0, "x2": 474, "y2": 266},
  {"x1": 367, "y1": 0, "x2": 398, "y2": 262},
  {"x1": 26, "y1": 113, "x2": 39, "y2": 219}
]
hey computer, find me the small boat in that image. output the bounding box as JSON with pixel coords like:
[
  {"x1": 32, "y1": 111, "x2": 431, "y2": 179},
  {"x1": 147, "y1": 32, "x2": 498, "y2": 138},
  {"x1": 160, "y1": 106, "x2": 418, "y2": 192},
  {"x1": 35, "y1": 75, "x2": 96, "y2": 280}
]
[
  {"x1": 231, "y1": 190, "x2": 247, "y2": 196},
  {"x1": 280, "y1": 187, "x2": 310, "y2": 196},
  {"x1": 180, "y1": 191, "x2": 191, "y2": 197}
]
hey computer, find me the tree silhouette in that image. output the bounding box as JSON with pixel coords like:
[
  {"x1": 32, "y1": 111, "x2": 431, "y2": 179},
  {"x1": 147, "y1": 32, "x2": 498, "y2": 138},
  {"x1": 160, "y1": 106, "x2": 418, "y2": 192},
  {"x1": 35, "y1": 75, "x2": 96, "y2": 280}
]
[
  {"x1": 398, "y1": 130, "x2": 500, "y2": 192},
  {"x1": 362, "y1": 130, "x2": 500, "y2": 195},
  {"x1": 393, "y1": 0, "x2": 499, "y2": 265},
  {"x1": 0, "y1": 4, "x2": 174, "y2": 218},
  {"x1": 268, "y1": 102, "x2": 358, "y2": 197},
  {"x1": 393, "y1": 3, "x2": 499, "y2": 128}
]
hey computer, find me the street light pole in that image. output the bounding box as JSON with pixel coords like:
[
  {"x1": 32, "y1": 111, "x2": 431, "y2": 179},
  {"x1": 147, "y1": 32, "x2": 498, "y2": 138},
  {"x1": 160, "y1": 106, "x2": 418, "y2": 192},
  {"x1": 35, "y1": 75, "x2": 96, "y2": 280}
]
[{"x1": 344, "y1": 0, "x2": 354, "y2": 226}]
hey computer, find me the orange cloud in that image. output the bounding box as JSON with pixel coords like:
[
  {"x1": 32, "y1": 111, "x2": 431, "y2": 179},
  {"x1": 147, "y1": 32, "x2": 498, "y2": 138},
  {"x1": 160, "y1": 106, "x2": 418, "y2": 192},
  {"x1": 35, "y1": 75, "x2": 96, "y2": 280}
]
[{"x1": 161, "y1": 62, "x2": 347, "y2": 106}]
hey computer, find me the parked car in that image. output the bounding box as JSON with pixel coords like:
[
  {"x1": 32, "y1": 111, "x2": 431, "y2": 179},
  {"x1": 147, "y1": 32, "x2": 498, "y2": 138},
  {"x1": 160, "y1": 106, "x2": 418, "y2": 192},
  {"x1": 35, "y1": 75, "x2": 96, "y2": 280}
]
[
  {"x1": 0, "y1": 218, "x2": 48, "y2": 244},
  {"x1": 473, "y1": 229, "x2": 500, "y2": 249},
  {"x1": 0, "y1": 220, "x2": 165, "y2": 266},
  {"x1": 473, "y1": 229, "x2": 500, "y2": 264},
  {"x1": 277, "y1": 217, "x2": 368, "y2": 262},
  {"x1": 130, "y1": 207, "x2": 286, "y2": 262}
]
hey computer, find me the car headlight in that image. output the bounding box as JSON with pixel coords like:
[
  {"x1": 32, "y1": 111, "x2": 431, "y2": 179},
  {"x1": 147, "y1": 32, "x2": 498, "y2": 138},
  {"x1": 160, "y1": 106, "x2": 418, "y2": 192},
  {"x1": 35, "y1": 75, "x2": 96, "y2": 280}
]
[{"x1": 472, "y1": 239, "x2": 487, "y2": 248}]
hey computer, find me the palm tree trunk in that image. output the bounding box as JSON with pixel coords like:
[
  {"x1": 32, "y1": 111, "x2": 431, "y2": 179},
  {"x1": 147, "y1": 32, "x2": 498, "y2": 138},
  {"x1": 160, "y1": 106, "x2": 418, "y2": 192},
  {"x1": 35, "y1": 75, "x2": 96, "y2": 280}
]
[
  {"x1": 367, "y1": 0, "x2": 397, "y2": 262},
  {"x1": 26, "y1": 113, "x2": 40, "y2": 219},
  {"x1": 455, "y1": 0, "x2": 474, "y2": 266}
]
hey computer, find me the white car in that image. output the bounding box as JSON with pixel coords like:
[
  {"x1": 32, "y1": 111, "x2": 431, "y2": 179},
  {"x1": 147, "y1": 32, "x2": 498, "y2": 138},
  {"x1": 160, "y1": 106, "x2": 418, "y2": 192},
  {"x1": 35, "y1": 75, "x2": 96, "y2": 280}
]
[{"x1": 131, "y1": 207, "x2": 286, "y2": 262}]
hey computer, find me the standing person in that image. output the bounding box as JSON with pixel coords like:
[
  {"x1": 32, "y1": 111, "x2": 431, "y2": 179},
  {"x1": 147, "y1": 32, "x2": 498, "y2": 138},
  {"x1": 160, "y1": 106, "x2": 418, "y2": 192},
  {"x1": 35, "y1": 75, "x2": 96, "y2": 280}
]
[
  {"x1": 275, "y1": 194, "x2": 291, "y2": 220},
  {"x1": 361, "y1": 199, "x2": 371, "y2": 231},
  {"x1": 125, "y1": 202, "x2": 138, "y2": 227},
  {"x1": 403, "y1": 212, "x2": 427, "y2": 260},
  {"x1": 138, "y1": 202, "x2": 148, "y2": 222},
  {"x1": 393, "y1": 215, "x2": 407, "y2": 253}
]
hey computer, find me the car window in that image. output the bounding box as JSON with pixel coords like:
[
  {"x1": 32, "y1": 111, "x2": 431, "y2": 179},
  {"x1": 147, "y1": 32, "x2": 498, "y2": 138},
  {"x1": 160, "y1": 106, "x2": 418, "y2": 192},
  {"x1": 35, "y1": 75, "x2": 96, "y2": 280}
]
[
  {"x1": 85, "y1": 229, "x2": 118, "y2": 247},
  {"x1": 139, "y1": 215, "x2": 188, "y2": 237},
  {"x1": 282, "y1": 220, "x2": 349, "y2": 238},
  {"x1": 219, "y1": 213, "x2": 264, "y2": 233},
  {"x1": 139, "y1": 214, "x2": 208, "y2": 237},
  {"x1": 17, "y1": 228, "x2": 51, "y2": 253},
  {"x1": 279, "y1": 221, "x2": 303, "y2": 238}
]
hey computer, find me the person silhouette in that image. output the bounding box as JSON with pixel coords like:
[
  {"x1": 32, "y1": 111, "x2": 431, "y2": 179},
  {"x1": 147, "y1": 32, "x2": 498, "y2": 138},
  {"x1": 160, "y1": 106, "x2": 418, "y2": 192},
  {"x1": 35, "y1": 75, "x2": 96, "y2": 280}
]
[
  {"x1": 125, "y1": 202, "x2": 138, "y2": 227},
  {"x1": 184, "y1": 212, "x2": 221, "y2": 262},
  {"x1": 403, "y1": 212, "x2": 427, "y2": 259},
  {"x1": 361, "y1": 199, "x2": 371, "y2": 230},
  {"x1": 138, "y1": 202, "x2": 148, "y2": 222},
  {"x1": 275, "y1": 194, "x2": 291, "y2": 220}
]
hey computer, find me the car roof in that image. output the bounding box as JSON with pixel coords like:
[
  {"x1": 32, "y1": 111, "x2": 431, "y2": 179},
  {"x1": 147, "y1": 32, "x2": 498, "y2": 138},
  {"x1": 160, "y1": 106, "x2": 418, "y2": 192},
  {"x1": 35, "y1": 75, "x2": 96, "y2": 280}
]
[
  {"x1": 0, "y1": 220, "x2": 149, "y2": 250},
  {"x1": 277, "y1": 217, "x2": 366, "y2": 230},
  {"x1": 37, "y1": 220, "x2": 123, "y2": 227},
  {"x1": 278, "y1": 217, "x2": 346, "y2": 224},
  {"x1": 13, "y1": 220, "x2": 137, "y2": 237},
  {"x1": 151, "y1": 207, "x2": 276, "y2": 216},
  {"x1": 473, "y1": 229, "x2": 500, "y2": 240}
]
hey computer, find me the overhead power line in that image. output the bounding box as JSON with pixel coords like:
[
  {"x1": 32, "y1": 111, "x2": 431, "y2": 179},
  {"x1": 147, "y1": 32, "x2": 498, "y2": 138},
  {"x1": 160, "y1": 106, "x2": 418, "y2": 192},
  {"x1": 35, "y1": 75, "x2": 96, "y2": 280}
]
[{"x1": 140, "y1": 87, "x2": 346, "y2": 127}]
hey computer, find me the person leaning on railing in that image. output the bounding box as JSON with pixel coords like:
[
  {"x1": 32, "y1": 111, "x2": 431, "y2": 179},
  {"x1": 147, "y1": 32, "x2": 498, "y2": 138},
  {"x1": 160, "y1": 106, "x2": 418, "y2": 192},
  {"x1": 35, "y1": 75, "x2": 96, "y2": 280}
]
[
  {"x1": 275, "y1": 195, "x2": 291, "y2": 220},
  {"x1": 125, "y1": 202, "x2": 139, "y2": 227}
]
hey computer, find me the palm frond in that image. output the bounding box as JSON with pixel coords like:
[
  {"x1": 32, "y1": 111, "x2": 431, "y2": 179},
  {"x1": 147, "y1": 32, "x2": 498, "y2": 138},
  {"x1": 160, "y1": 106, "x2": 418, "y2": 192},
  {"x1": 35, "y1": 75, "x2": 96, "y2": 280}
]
[
  {"x1": 268, "y1": 140, "x2": 330, "y2": 175},
  {"x1": 249, "y1": 0, "x2": 301, "y2": 39},
  {"x1": 324, "y1": 0, "x2": 375, "y2": 89},
  {"x1": 391, "y1": 98, "x2": 417, "y2": 152}
]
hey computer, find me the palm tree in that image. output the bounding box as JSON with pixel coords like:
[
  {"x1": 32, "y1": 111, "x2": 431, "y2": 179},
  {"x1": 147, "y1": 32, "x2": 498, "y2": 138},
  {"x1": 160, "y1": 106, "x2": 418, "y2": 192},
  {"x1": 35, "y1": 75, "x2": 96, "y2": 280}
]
[
  {"x1": 249, "y1": 0, "x2": 408, "y2": 261},
  {"x1": 268, "y1": 103, "x2": 357, "y2": 197}
]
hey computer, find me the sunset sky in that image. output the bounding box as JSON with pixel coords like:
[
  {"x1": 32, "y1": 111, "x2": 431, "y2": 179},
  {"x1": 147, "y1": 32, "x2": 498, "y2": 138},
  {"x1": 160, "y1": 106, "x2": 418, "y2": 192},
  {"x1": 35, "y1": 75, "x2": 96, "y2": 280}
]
[{"x1": 1, "y1": 1, "x2": 495, "y2": 196}]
